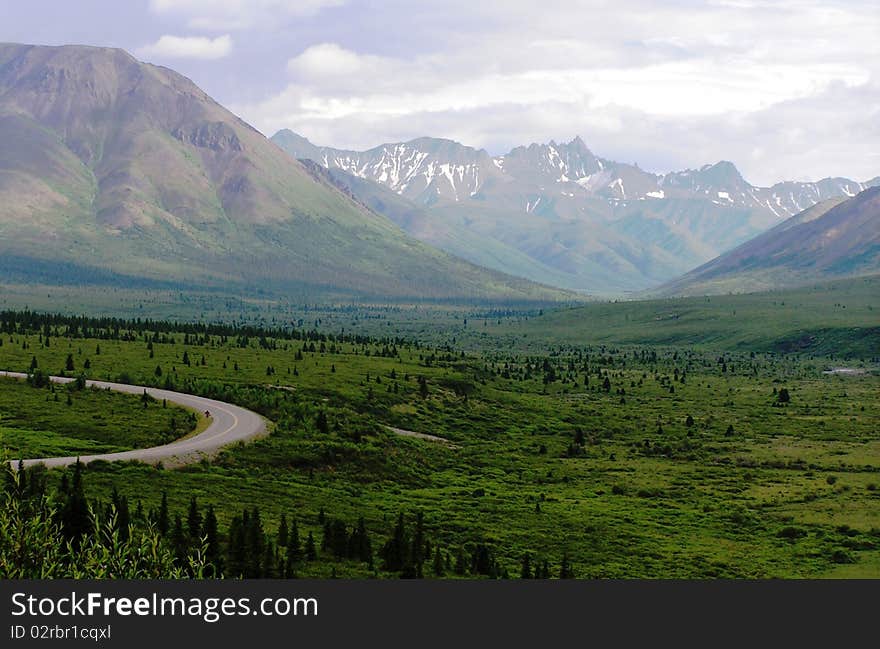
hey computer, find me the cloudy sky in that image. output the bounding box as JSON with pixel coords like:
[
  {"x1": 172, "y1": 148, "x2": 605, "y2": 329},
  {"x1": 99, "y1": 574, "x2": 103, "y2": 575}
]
[{"x1": 2, "y1": 0, "x2": 878, "y2": 185}]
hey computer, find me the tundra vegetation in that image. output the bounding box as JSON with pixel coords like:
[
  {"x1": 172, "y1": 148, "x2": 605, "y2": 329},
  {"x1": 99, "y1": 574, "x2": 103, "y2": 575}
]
[{"x1": 0, "y1": 300, "x2": 878, "y2": 579}]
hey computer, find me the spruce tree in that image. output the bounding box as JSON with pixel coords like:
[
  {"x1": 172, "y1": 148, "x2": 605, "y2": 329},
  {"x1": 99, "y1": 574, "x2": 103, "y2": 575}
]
[
  {"x1": 520, "y1": 554, "x2": 532, "y2": 579},
  {"x1": 288, "y1": 517, "x2": 301, "y2": 561},
  {"x1": 316, "y1": 411, "x2": 329, "y2": 435},
  {"x1": 186, "y1": 496, "x2": 202, "y2": 542},
  {"x1": 157, "y1": 491, "x2": 169, "y2": 536},
  {"x1": 110, "y1": 488, "x2": 130, "y2": 542},
  {"x1": 411, "y1": 511, "x2": 425, "y2": 577},
  {"x1": 245, "y1": 507, "x2": 265, "y2": 578},
  {"x1": 202, "y1": 505, "x2": 221, "y2": 576},
  {"x1": 559, "y1": 553, "x2": 574, "y2": 579},
  {"x1": 59, "y1": 461, "x2": 90, "y2": 547},
  {"x1": 277, "y1": 513, "x2": 289, "y2": 548},
  {"x1": 305, "y1": 531, "x2": 317, "y2": 561},
  {"x1": 433, "y1": 547, "x2": 445, "y2": 576}
]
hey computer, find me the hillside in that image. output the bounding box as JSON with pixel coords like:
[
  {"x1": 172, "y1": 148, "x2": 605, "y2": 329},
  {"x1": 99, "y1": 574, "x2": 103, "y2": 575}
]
[
  {"x1": 490, "y1": 275, "x2": 880, "y2": 357},
  {"x1": 659, "y1": 187, "x2": 880, "y2": 296},
  {"x1": 0, "y1": 43, "x2": 566, "y2": 302},
  {"x1": 273, "y1": 130, "x2": 878, "y2": 294}
]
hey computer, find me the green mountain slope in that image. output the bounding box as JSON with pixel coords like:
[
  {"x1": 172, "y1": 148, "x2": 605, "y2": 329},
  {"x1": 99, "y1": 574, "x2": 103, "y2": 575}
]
[
  {"x1": 272, "y1": 130, "x2": 878, "y2": 294},
  {"x1": 494, "y1": 275, "x2": 880, "y2": 357},
  {"x1": 0, "y1": 43, "x2": 566, "y2": 301},
  {"x1": 659, "y1": 188, "x2": 880, "y2": 296}
]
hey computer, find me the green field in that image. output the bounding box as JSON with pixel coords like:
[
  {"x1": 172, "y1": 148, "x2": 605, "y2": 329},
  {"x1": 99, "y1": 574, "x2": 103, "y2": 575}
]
[
  {"x1": 487, "y1": 275, "x2": 880, "y2": 357},
  {"x1": 0, "y1": 375, "x2": 197, "y2": 459},
  {"x1": 2, "y1": 276, "x2": 876, "y2": 358},
  {"x1": 1, "y1": 301, "x2": 878, "y2": 579}
]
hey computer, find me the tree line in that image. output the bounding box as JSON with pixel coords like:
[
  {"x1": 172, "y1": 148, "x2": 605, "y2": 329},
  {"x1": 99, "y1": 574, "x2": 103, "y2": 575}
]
[{"x1": 1, "y1": 462, "x2": 577, "y2": 579}]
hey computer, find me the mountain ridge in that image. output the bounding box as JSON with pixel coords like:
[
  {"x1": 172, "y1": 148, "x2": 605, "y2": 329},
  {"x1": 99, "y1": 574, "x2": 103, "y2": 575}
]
[
  {"x1": 0, "y1": 43, "x2": 570, "y2": 302},
  {"x1": 657, "y1": 187, "x2": 880, "y2": 296},
  {"x1": 273, "y1": 130, "x2": 877, "y2": 293},
  {"x1": 274, "y1": 130, "x2": 875, "y2": 217}
]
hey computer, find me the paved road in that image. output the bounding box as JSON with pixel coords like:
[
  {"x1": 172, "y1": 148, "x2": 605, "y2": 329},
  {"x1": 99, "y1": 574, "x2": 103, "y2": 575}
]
[{"x1": 1, "y1": 371, "x2": 267, "y2": 469}]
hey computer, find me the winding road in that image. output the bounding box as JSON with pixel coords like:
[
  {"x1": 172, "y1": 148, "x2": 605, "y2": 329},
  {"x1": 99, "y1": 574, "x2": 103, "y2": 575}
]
[{"x1": 1, "y1": 371, "x2": 268, "y2": 469}]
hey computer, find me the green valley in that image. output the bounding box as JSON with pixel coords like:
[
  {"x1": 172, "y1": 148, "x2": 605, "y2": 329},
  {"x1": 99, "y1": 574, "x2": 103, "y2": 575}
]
[{"x1": 2, "y1": 298, "x2": 877, "y2": 579}]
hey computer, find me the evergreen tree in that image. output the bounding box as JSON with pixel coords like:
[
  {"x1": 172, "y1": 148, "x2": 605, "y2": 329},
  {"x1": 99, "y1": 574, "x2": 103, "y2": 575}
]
[
  {"x1": 262, "y1": 541, "x2": 277, "y2": 578},
  {"x1": 109, "y1": 488, "x2": 130, "y2": 542},
  {"x1": 226, "y1": 514, "x2": 246, "y2": 577},
  {"x1": 277, "y1": 513, "x2": 289, "y2": 548},
  {"x1": 186, "y1": 497, "x2": 202, "y2": 542},
  {"x1": 59, "y1": 461, "x2": 90, "y2": 547},
  {"x1": 157, "y1": 491, "x2": 169, "y2": 536},
  {"x1": 540, "y1": 560, "x2": 550, "y2": 579},
  {"x1": 316, "y1": 411, "x2": 329, "y2": 435},
  {"x1": 432, "y1": 547, "x2": 445, "y2": 576},
  {"x1": 520, "y1": 554, "x2": 532, "y2": 579},
  {"x1": 559, "y1": 553, "x2": 575, "y2": 579},
  {"x1": 284, "y1": 519, "x2": 302, "y2": 578},
  {"x1": 245, "y1": 507, "x2": 265, "y2": 578},
  {"x1": 411, "y1": 511, "x2": 425, "y2": 577},
  {"x1": 454, "y1": 547, "x2": 467, "y2": 575},
  {"x1": 288, "y1": 517, "x2": 301, "y2": 561},
  {"x1": 305, "y1": 531, "x2": 317, "y2": 561},
  {"x1": 351, "y1": 516, "x2": 372, "y2": 564},
  {"x1": 202, "y1": 505, "x2": 221, "y2": 577},
  {"x1": 381, "y1": 512, "x2": 410, "y2": 573}
]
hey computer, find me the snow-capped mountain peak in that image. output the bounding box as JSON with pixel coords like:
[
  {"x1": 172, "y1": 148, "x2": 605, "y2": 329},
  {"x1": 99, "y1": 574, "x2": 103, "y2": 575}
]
[{"x1": 272, "y1": 130, "x2": 877, "y2": 219}]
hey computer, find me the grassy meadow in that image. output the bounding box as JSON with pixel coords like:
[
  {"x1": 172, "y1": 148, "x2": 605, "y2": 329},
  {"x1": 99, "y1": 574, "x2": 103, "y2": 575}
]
[
  {"x1": 1, "y1": 298, "x2": 877, "y2": 579},
  {"x1": 0, "y1": 374, "x2": 197, "y2": 459}
]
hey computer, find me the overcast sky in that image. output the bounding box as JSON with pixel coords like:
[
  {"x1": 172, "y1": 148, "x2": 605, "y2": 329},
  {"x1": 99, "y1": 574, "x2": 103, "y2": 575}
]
[{"x1": 2, "y1": 0, "x2": 878, "y2": 185}]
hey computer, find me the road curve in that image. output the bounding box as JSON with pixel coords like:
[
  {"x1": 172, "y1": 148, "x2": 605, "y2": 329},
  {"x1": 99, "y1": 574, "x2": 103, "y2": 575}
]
[{"x1": 1, "y1": 371, "x2": 268, "y2": 469}]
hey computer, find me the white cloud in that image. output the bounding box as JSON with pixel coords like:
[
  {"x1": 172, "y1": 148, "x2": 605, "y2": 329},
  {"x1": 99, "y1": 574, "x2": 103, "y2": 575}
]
[
  {"x1": 227, "y1": 0, "x2": 880, "y2": 184},
  {"x1": 287, "y1": 43, "x2": 376, "y2": 78},
  {"x1": 148, "y1": 0, "x2": 345, "y2": 30},
  {"x1": 138, "y1": 34, "x2": 233, "y2": 61}
]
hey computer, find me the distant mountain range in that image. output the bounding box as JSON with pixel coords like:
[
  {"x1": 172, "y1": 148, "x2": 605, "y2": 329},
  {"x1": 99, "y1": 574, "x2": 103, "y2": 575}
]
[
  {"x1": 658, "y1": 187, "x2": 880, "y2": 296},
  {"x1": 273, "y1": 130, "x2": 879, "y2": 293},
  {"x1": 0, "y1": 41, "x2": 874, "y2": 304},
  {"x1": 0, "y1": 43, "x2": 566, "y2": 302}
]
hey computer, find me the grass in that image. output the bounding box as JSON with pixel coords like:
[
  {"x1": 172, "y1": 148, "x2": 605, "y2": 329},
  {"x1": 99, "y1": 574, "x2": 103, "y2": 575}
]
[
  {"x1": 0, "y1": 376, "x2": 196, "y2": 459},
  {"x1": 486, "y1": 275, "x2": 880, "y2": 356},
  {"x1": 2, "y1": 275, "x2": 875, "y2": 358},
  {"x1": 1, "y1": 305, "x2": 877, "y2": 578}
]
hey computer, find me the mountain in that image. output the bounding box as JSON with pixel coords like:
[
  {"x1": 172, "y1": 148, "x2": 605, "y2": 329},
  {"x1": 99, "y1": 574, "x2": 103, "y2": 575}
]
[
  {"x1": 273, "y1": 130, "x2": 878, "y2": 294},
  {"x1": 0, "y1": 43, "x2": 567, "y2": 302},
  {"x1": 658, "y1": 187, "x2": 880, "y2": 296}
]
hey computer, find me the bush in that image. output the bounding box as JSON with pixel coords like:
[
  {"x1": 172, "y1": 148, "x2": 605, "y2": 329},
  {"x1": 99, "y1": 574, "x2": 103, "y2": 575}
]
[
  {"x1": 0, "y1": 475, "x2": 206, "y2": 578},
  {"x1": 777, "y1": 526, "x2": 807, "y2": 540}
]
